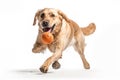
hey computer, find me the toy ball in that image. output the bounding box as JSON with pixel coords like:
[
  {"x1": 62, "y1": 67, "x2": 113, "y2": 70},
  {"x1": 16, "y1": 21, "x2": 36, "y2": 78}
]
[{"x1": 41, "y1": 32, "x2": 54, "y2": 44}]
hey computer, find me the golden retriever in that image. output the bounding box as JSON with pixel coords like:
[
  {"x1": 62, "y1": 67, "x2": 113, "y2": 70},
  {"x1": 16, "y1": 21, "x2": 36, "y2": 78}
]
[{"x1": 32, "y1": 8, "x2": 96, "y2": 73}]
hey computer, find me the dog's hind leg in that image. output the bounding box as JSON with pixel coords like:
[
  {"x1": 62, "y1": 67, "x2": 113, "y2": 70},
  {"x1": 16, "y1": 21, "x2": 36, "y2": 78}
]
[
  {"x1": 74, "y1": 42, "x2": 90, "y2": 69},
  {"x1": 74, "y1": 33, "x2": 90, "y2": 69}
]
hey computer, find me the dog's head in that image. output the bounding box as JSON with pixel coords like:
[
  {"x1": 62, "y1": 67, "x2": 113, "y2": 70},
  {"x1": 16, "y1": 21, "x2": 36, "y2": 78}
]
[{"x1": 33, "y1": 8, "x2": 70, "y2": 33}]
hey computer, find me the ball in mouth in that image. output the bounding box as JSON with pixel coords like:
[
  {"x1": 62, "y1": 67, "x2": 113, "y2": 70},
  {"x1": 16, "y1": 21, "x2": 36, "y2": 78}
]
[{"x1": 41, "y1": 32, "x2": 54, "y2": 44}]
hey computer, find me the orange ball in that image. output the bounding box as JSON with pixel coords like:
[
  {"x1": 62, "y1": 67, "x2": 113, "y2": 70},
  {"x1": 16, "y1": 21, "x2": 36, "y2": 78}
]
[{"x1": 41, "y1": 32, "x2": 54, "y2": 44}]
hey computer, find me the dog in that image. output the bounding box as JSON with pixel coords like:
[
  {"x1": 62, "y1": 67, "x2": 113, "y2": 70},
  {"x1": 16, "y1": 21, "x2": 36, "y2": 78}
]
[{"x1": 32, "y1": 8, "x2": 96, "y2": 73}]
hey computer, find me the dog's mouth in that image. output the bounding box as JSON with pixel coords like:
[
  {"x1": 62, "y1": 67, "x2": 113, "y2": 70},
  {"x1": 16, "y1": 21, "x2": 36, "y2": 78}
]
[{"x1": 42, "y1": 24, "x2": 55, "y2": 32}]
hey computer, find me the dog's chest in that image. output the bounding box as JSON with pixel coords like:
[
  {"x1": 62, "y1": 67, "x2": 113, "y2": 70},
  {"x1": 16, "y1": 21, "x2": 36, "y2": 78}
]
[{"x1": 48, "y1": 40, "x2": 59, "y2": 53}]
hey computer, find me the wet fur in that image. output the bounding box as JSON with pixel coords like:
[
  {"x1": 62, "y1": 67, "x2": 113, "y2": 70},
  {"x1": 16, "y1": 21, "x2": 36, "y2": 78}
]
[{"x1": 32, "y1": 8, "x2": 96, "y2": 73}]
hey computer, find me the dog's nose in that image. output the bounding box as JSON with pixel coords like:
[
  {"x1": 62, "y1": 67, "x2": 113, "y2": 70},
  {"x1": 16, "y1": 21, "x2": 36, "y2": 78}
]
[{"x1": 42, "y1": 21, "x2": 49, "y2": 27}]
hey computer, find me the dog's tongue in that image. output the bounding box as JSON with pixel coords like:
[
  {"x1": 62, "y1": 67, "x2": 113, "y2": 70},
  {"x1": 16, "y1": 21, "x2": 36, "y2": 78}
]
[{"x1": 43, "y1": 28, "x2": 51, "y2": 32}]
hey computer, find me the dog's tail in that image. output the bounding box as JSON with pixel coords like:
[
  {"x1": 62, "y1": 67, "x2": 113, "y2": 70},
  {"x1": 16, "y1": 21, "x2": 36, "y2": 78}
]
[{"x1": 81, "y1": 23, "x2": 96, "y2": 36}]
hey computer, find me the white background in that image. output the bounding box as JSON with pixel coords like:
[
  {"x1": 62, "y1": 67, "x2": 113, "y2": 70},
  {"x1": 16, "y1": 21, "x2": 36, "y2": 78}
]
[{"x1": 0, "y1": 0, "x2": 119, "y2": 80}]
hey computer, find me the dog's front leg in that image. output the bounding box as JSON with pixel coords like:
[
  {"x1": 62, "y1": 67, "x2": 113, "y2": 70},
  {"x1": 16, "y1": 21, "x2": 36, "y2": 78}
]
[
  {"x1": 32, "y1": 42, "x2": 47, "y2": 53},
  {"x1": 40, "y1": 48, "x2": 62, "y2": 73}
]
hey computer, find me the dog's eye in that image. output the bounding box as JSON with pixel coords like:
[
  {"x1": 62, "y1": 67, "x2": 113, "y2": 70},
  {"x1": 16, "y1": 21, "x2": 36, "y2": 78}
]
[
  {"x1": 51, "y1": 14, "x2": 55, "y2": 17},
  {"x1": 40, "y1": 13, "x2": 45, "y2": 18}
]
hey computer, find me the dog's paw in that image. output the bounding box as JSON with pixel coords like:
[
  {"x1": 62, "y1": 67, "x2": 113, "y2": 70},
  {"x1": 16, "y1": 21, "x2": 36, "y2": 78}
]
[
  {"x1": 40, "y1": 66, "x2": 48, "y2": 73},
  {"x1": 52, "y1": 61, "x2": 61, "y2": 69},
  {"x1": 84, "y1": 63, "x2": 90, "y2": 69},
  {"x1": 32, "y1": 47, "x2": 41, "y2": 53}
]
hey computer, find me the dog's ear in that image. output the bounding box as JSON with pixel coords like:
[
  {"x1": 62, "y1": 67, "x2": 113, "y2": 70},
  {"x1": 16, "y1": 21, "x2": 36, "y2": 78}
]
[
  {"x1": 57, "y1": 10, "x2": 70, "y2": 22},
  {"x1": 33, "y1": 10, "x2": 41, "y2": 26}
]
